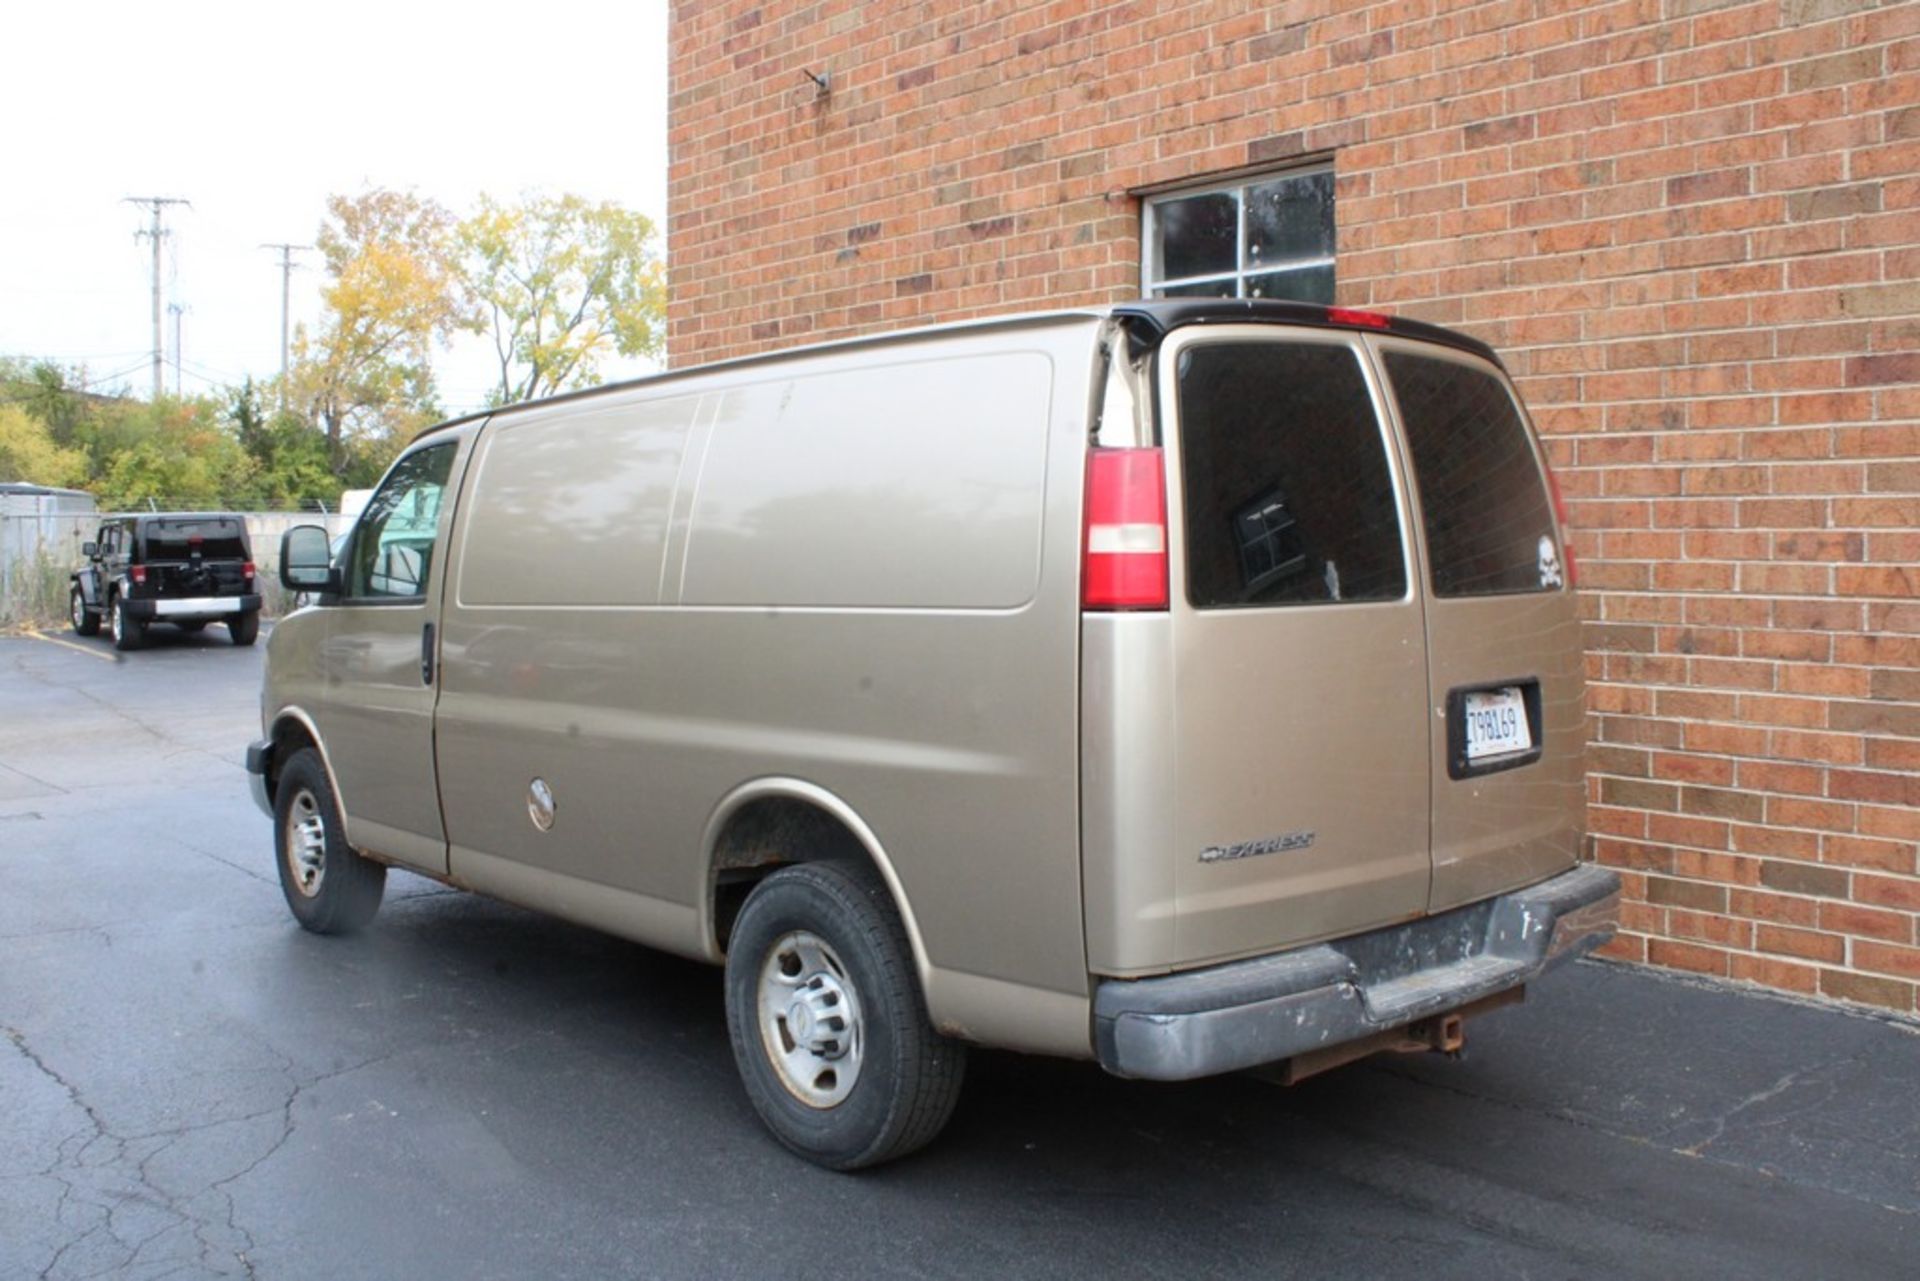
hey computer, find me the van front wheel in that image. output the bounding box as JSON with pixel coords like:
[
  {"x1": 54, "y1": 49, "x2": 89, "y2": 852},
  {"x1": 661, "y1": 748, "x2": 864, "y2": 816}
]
[
  {"x1": 273, "y1": 748, "x2": 384, "y2": 934},
  {"x1": 724, "y1": 862, "x2": 965, "y2": 1170}
]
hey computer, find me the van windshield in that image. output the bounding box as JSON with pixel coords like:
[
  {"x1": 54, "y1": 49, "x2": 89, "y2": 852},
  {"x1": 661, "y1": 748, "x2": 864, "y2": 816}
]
[{"x1": 143, "y1": 518, "x2": 248, "y2": 560}]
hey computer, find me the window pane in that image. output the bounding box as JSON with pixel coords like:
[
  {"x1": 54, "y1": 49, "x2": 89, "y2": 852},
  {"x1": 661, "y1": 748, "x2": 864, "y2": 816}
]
[
  {"x1": 1245, "y1": 169, "x2": 1334, "y2": 267},
  {"x1": 1386, "y1": 352, "x2": 1557, "y2": 597},
  {"x1": 1176, "y1": 342, "x2": 1405, "y2": 608},
  {"x1": 1245, "y1": 264, "x2": 1334, "y2": 304},
  {"x1": 347, "y1": 443, "x2": 456, "y2": 599},
  {"x1": 1153, "y1": 192, "x2": 1237, "y2": 281},
  {"x1": 1156, "y1": 278, "x2": 1236, "y2": 299},
  {"x1": 144, "y1": 517, "x2": 248, "y2": 560}
]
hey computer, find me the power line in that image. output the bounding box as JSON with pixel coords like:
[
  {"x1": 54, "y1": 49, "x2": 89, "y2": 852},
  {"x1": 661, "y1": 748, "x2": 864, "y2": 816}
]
[{"x1": 124, "y1": 196, "x2": 191, "y2": 401}]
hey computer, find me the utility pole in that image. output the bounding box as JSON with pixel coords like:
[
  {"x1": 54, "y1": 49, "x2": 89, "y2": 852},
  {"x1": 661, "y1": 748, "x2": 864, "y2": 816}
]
[
  {"x1": 126, "y1": 196, "x2": 190, "y2": 401},
  {"x1": 260, "y1": 242, "x2": 311, "y2": 409},
  {"x1": 168, "y1": 303, "x2": 185, "y2": 396}
]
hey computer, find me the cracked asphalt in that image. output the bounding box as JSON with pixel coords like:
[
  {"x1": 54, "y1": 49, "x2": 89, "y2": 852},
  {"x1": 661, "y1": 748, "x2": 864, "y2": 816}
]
[{"x1": 2, "y1": 627, "x2": 1916, "y2": 1280}]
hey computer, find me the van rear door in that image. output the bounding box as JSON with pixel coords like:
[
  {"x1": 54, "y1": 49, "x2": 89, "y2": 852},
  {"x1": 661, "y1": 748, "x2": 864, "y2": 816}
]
[
  {"x1": 1368, "y1": 338, "x2": 1586, "y2": 912},
  {"x1": 1157, "y1": 326, "x2": 1432, "y2": 966}
]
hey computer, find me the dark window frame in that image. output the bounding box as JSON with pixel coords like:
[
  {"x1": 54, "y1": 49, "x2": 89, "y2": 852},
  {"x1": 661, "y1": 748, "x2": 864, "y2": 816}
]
[
  {"x1": 1140, "y1": 163, "x2": 1336, "y2": 303},
  {"x1": 340, "y1": 442, "x2": 458, "y2": 606},
  {"x1": 1163, "y1": 327, "x2": 1414, "y2": 612},
  {"x1": 1380, "y1": 343, "x2": 1562, "y2": 600}
]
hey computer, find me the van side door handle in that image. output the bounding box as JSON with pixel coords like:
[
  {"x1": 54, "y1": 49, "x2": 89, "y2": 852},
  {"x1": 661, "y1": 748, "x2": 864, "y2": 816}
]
[{"x1": 421, "y1": 622, "x2": 435, "y2": 686}]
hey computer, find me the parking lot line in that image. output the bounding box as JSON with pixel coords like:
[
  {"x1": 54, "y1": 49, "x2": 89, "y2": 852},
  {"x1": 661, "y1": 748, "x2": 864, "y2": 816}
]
[{"x1": 23, "y1": 629, "x2": 117, "y2": 662}]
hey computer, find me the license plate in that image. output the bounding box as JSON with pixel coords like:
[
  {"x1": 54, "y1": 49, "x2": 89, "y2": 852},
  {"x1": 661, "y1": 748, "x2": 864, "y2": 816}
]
[{"x1": 1463, "y1": 687, "x2": 1531, "y2": 760}]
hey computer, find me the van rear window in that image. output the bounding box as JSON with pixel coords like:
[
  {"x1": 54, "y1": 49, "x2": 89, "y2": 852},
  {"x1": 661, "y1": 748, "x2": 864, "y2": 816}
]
[
  {"x1": 144, "y1": 518, "x2": 248, "y2": 560},
  {"x1": 1176, "y1": 341, "x2": 1406, "y2": 608},
  {"x1": 1385, "y1": 352, "x2": 1556, "y2": 597}
]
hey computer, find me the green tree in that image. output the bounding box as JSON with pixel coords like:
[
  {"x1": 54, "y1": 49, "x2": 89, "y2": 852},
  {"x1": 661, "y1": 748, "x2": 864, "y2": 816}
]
[
  {"x1": 228, "y1": 380, "x2": 340, "y2": 508},
  {"x1": 95, "y1": 399, "x2": 255, "y2": 510},
  {"x1": 0, "y1": 404, "x2": 90, "y2": 488},
  {"x1": 459, "y1": 192, "x2": 664, "y2": 406},
  {"x1": 288, "y1": 189, "x2": 469, "y2": 471}
]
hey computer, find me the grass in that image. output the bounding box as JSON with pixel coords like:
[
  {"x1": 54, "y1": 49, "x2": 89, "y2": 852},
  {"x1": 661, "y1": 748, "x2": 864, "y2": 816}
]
[{"x1": 0, "y1": 549, "x2": 73, "y2": 630}]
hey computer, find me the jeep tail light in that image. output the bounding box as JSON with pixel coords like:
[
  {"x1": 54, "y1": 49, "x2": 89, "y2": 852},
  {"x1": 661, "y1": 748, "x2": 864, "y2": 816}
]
[
  {"x1": 131, "y1": 566, "x2": 147, "y2": 586},
  {"x1": 1083, "y1": 447, "x2": 1168, "y2": 611},
  {"x1": 1543, "y1": 458, "x2": 1578, "y2": 588},
  {"x1": 243, "y1": 561, "x2": 256, "y2": 581}
]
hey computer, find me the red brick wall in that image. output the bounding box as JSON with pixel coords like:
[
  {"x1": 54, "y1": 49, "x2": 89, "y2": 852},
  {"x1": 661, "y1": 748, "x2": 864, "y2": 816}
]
[{"x1": 669, "y1": 0, "x2": 1920, "y2": 1015}]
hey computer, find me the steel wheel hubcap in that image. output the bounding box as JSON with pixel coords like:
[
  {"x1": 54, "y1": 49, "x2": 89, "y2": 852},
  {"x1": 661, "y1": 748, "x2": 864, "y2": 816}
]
[
  {"x1": 110, "y1": 602, "x2": 122, "y2": 641},
  {"x1": 283, "y1": 787, "x2": 327, "y2": 898},
  {"x1": 71, "y1": 593, "x2": 84, "y2": 628},
  {"x1": 757, "y1": 930, "x2": 863, "y2": 1108}
]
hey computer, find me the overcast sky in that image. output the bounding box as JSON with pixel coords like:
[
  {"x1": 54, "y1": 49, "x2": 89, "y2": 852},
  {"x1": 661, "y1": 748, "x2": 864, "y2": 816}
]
[{"x1": 0, "y1": 0, "x2": 669, "y2": 418}]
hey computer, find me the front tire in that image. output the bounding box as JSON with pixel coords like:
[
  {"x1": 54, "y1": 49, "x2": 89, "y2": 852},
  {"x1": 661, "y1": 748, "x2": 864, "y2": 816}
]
[
  {"x1": 228, "y1": 611, "x2": 259, "y2": 646},
  {"x1": 110, "y1": 596, "x2": 144, "y2": 651},
  {"x1": 273, "y1": 748, "x2": 385, "y2": 934},
  {"x1": 70, "y1": 588, "x2": 100, "y2": 636},
  {"x1": 724, "y1": 862, "x2": 965, "y2": 1170}
]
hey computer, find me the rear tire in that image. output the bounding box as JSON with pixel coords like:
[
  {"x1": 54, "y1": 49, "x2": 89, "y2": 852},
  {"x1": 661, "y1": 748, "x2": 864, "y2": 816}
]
[
  {"x1": 273, "y1": 748, "x2": 385, "y2": 934},
  {"x1": 110, "y1": 596, "x2": 144, "y2": 651},
  {"x1": 70, "y1": 588, "x2": 100, "y2": 637},
  {"x1": 724, "y1": 862, "x2": 965, "y2": 1169},
  {"x1": 228, "y1": 611, "x2": 260, "y2": 646}
]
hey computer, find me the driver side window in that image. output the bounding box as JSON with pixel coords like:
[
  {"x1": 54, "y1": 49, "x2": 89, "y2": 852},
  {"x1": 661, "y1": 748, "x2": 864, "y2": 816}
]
[{"x1": 345, "y1": 444, "x2": 457, "y2": 601}]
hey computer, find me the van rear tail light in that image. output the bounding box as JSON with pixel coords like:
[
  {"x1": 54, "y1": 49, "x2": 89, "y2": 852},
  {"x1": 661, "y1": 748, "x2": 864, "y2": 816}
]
[
  {"x1": 1542, "y1": 460, "x2": 1578, "y2": 588},
  {"x1": 1327, "y1": 306, "x2": 1391, "y2": 330},
  {"x1": 1083, "y1": 447, "x2": 1168, "y2": 611},
  {"x1": 131, "y1": 566, "x2": 147, "y2": 586}
]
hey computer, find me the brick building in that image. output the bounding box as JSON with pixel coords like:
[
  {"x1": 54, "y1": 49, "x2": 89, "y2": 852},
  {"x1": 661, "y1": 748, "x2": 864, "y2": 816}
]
[{"x1": 668, "y1": 0, "x2": 1920, "y2": 1014}]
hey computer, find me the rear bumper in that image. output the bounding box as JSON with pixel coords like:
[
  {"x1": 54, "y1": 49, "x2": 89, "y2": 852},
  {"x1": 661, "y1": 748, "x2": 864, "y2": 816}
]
[
  {"x1": 1093, "y1": 862, "x2": 1619, "y2": 1081},
  {"x1": 124, "y1": 594, "x2": 260, "y2": 620}
]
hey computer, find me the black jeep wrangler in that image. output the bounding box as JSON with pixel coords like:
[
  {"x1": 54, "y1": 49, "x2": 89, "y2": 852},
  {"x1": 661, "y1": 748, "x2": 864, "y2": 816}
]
[{"x1": 70, "y1": 514, "x2": 263, "y2": 650}]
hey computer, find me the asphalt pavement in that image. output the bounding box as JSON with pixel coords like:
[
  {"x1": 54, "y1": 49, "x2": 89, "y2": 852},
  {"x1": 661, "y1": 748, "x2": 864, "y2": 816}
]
[{"x1": 1, "y1": 625, "x2": 1915, "y2": 1280}]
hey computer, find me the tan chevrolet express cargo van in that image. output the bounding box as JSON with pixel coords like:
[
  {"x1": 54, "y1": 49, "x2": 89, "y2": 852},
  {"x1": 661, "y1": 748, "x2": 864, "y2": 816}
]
[{"x1": 248, "y1": 300, "x2": 1618, "y2": 1168}]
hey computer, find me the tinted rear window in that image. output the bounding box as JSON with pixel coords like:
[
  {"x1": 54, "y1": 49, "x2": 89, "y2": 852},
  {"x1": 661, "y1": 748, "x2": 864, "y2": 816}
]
[
  {"x1": 1176, "y1": 341, "x2": 1406, "y2": 608},
  {"x1": 1386, "y1": 352, "x2": 1556, "y2": 597},
  {"x1": 143, "y1": 518, "x2": 249, "y2": 560}
]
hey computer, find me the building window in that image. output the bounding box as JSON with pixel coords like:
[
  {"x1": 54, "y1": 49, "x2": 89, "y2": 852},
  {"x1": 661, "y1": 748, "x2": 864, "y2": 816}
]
[{"x1": 1141, "y1": 166, "x2": 1334, "y2": 303}]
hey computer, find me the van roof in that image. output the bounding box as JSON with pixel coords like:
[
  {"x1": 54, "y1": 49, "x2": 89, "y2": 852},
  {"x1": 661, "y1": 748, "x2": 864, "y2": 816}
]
[{"x1": 411, "y1": 301, "x2": 1503, "y2": 444}]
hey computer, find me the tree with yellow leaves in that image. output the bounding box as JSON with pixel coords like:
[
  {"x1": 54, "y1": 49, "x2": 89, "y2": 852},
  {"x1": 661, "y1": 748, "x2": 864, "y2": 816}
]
[
  {"x1": 0, "y1": 403, "x2": 90, "y2": 489},
  {"x1": 286, "y1": 190, "x2": 473, "y2": 474},
  {"x1": 458, "y1": 192, "x2": 665, "y2": 406}
]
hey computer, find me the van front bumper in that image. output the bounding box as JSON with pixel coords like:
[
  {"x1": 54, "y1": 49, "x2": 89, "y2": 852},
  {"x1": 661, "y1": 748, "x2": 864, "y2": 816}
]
[
  {"x1": 244, "y1": 739, "x2": 274, "y2": 819},
  {"x1": 1093, "y1": 862, "x2": 1619, "y2": 1081}
]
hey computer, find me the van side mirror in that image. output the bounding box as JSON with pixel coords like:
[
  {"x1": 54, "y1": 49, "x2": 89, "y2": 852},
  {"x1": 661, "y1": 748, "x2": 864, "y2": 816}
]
[
  {"x1": 82, "y1": 541, "x2": 97, "y2": 558},
  {"x1": 280, "y1": 525, "x2": 340, "y2": 594}
]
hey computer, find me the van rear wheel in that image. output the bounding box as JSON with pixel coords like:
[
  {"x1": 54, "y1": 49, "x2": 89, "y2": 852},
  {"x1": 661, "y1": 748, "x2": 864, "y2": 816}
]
[
  {"x1": 724, "y1": 862, "x2": 965, "y2": 1170},
  {"x1": 273, "y1": 748, "x2": 385, "y2": 934}
]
